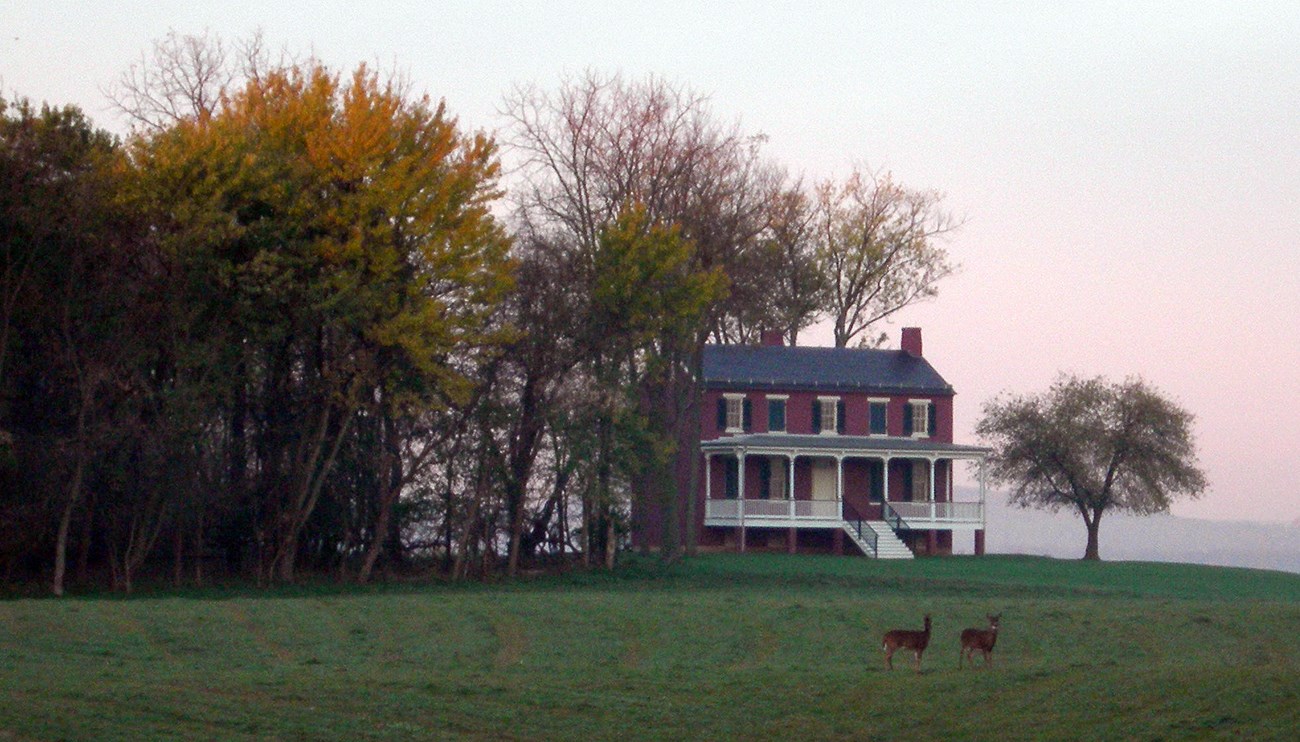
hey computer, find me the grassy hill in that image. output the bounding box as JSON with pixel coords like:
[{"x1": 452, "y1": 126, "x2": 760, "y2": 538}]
[{"x1": 3, "y1": 554, "x2": 1298, "y2": 740}]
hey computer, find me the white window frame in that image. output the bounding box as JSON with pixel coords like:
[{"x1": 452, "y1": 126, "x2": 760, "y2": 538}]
[
  {"x1": 868, "y1": 397, "x2": 890, "y2": 437},
  {"x1": 817, "y1": 395, "x2": 839, "y2": 436},
  {"x1": 909, "y1": 399, "x2": 931, "y2": 438},
  {"x1": 724, "y1": 393, "x2": 746, "y2": 433}
]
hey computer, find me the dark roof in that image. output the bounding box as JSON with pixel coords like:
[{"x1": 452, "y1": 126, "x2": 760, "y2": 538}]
[
  {"x1": 700, "y1": 433, "x2": 988, "y2": 457},
  {"x1": 702, "y1": 345, "x2": 953, "y2": 394}
]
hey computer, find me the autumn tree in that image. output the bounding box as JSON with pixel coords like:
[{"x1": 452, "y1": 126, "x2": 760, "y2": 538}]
[
  {"x1": 976, "y1": 375, "x2": 1208, "y2": 561},
  {"x1": 814, "y1": 167, "x2": 957, "y2": 347},
  {"x1": 130, "y1": 61, "x2": 511, "y2": 581}
]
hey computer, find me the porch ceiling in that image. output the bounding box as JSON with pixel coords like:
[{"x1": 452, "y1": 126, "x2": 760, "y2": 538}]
[{"x1": 700, "y1": 433, "x2": 989, "y2": 458}]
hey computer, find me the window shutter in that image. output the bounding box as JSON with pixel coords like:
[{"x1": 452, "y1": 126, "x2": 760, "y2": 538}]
[
  {"x1": 811, "y1": 400, "x2": 821, "y2": 434},
  {"x1": 837, "y1": 399, "x2": 846, "y2": 434},
  {"x1": 725, "y1": 458, "x2": 738, "y2": 499},
  {"x1": 903, "y1": 403, "x2": 913, "y2": 435},
  {"x1": 901, "y1": 463, "x2": 913, "y2": 501},
  {"x1": 758, "y1": 458, "x2": 771, "y2": 499},
  {"x1": 743, "y1": 398, "x2": 752, "y2": 431},
  {"x1": 928, "y1": 404, "x2": 937, "y2": 437},
  {"x1": 717, "y1": 399, "x2": 726, "y2": 430}
]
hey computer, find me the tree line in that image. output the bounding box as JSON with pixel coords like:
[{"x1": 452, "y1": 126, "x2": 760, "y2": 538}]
[{"x1": 0, "y1": 32, "x2": 956, "y2": 592}]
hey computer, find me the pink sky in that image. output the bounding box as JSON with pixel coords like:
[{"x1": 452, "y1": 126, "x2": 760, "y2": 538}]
[{"x1": 5, "y1": 2, "x2": 1297, "y2": 522}]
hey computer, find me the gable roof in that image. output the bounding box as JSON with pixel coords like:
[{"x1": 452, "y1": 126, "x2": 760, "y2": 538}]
[{"x1": 702, "y1": 344, "x2": 953, "y2": 395}]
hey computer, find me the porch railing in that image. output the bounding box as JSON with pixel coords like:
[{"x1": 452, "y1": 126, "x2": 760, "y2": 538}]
[
  {"x1": 704, "y1": 498, "x2": 841, "y2": 522},
  {"x1": 885, "y1": 500, "x2": 983, "y2": 528}
]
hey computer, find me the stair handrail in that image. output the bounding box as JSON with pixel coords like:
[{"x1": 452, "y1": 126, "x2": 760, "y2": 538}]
[
  {"x1": 883, "y1": 503, "x2": 907, "y2": 532},
  {"x1": 845, "y1": 519, "x2": 879, "y2": 556}
]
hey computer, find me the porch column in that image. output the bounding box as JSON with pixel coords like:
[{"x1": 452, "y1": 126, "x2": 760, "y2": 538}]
[
  {"x1": 928, "y1": 456, "x2": 937, "y2": 520},
  {"x1": 704, "y1": 453, "x2": 712, "y2": 502},
  {"x1": 882, "y1": 456, "x2": 892, "y2": 517},
  {"x1": 787, "y1": 454, "x2": 796, "y2": 518},
  {"x1": 835, "y1": 455, "x2": 844, "y2": 521},
  {"x1": 737, "y1": 451, "x2": 746, "y2": 552},
  {"x1": 978, "y1": 456, "x2": 987, "y2": 556}
]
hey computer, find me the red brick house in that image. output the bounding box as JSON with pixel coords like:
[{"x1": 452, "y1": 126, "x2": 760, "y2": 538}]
[{"x1": 687, "y1": 327, "x2": 988, "y2": 558}]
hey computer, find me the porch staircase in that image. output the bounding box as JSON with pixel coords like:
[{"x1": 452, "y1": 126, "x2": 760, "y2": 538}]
[{"x1": 843, "y1": 520, "x2": 914, "y2": 560}]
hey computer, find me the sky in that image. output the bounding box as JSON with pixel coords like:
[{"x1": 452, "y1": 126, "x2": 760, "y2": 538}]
[{"x1": 3, "y1": 1, "x2": 1298, "y2": 524}]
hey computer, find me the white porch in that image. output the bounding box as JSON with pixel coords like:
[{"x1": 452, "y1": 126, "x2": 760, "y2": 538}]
[{"x1": 699, "y1": 434, "x2": 990, "y2": 534}]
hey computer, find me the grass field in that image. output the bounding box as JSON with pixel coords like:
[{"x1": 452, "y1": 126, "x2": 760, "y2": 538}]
[{"x1": 3, "y1": 554, "x2": 1299, "y2": 740}]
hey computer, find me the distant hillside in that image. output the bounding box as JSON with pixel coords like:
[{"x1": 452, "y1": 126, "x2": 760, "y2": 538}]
[{"x1": 955, "y1": 487, "x2": 1300, "y2": 574}]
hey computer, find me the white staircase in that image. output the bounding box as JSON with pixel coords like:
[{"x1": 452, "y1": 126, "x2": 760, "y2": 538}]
[{"x1": 843, "y1": 520, "x2": 914, "y2": 559}]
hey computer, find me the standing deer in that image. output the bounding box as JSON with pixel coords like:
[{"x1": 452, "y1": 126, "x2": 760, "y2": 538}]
[
  {"x1": 882, "y1": 614, "x2": 931, "y2": 673},
  {"x1": 959, "y1": 613, "x2": 1001, "y2": 668}
]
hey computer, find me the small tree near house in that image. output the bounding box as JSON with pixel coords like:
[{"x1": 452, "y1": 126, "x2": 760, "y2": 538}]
[{"x1": 976, "y1": 374, "x2": 1207, "y2": 560}]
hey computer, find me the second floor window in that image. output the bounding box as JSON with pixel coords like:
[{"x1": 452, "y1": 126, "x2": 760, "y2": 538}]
[
  {"x1": 905, "y1": 400, "x2": 933, "y2": 437},
  {"x1": 869, "y1": 400, "x2": 888, "y2": 435},
  {"x1": 768, "y1": 397, "x2": 786, "y2": 432},
  {"x1": 813, "y1": 397, "x2": 845, "y2": 435},
  {"x1": 718, "y1": 394, "x2": 751, "y2": 433}
]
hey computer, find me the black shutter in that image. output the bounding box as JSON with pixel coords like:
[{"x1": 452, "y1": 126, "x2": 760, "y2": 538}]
[
  {"x1": 725, "y1": 458, "x2": 738, "y2": 499},
  {"x1": 717, "y1": 399, "x2": 726, "y2": 431},
  {"x1": 903, "y1": 403, "x2": 913, "y2": 435},
  {"x1": 870, "y1": 461, "x2": 884, "y2": 501},
  {"x1": 758, "y1": 458, "x2": 771, "y2": 499},
  {"x1": 901, "y1": 462, "x2": 913, "y2": 501},
  {"x1": 928, "y1": 404, "x2": 937, "y2": 438},
  {"x1": 811, "y1": 400, "x2": 821, "y2": 434},
  {"x1": 743, "y1": 398, "x2": 752, "y2": 432},
  {"x1": 837, "y1": 399, "x2": 846, "y2": 434}
]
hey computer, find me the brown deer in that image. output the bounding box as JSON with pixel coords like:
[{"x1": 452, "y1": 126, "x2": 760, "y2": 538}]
[
  {"x1": 959, "y1": 613, "x2": 1001, "y2": 668},
  {"x1": 882, "y1": 614, "x2": 931, "y2": 673}
]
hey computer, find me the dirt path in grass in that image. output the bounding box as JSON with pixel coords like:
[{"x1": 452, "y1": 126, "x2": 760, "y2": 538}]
[{"x1": 225, "y1": 603, "x2": 295, "y2": 664}]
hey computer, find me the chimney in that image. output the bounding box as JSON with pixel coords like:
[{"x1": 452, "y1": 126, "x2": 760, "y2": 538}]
[
  {"x1": 760, "y1": 329, "x2": 784, "y2": 347},
  {"x1": 901, "y1": 327, "x2": 923, "y2": 357}
]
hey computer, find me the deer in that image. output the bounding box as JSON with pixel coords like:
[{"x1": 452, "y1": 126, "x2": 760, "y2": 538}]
[
  {"x1": 882, "y1": 614, "x2": 931, "y2": 673},
  {"x1": 959, "y1": 613, "x2": 1001, "y2": 668}
]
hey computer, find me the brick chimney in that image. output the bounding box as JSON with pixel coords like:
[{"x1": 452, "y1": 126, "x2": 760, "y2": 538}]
[
  {"x1": 760, "y1": 329, "x2": 784, "y2": 347},
  {"x1": 901, "y1": 327, "x2": 923, "y2": 357}
]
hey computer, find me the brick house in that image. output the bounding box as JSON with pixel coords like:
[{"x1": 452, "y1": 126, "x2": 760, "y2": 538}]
[{"x1": 688, "y1": 327, "x2": 989, "y2": 558}]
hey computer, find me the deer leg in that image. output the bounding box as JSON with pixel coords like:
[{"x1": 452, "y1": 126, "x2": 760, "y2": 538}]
[
  {"x1": 914, "y1": 650, "x2": 922, "y2": 674},
  {"x1": 884, "y1": 648, "x2": 894, "y2": 670}
]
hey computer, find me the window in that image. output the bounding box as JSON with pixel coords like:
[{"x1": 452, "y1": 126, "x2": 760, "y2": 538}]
[
  {"x1": 717, "y1": 394, "x2": 750, "y2": 433},
  {"x1": 869, "y1": 399, "x2": 888, "y2": 435},
  {"x1": 724, "y1": 457, "x2": 739, "y2": 499},
  {"x1": 767, "y1": 396, "x2": 787, "y2": 432},
  {"x1": 814, "y1": 397, "x2": 843, "y2": 435},
  {"x1": 908, "y1": 400, "x2": 931, "y2": 437}
]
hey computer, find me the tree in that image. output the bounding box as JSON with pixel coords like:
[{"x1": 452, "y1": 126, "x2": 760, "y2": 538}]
[
  {"x1": 814, "y1": 167, "x2": 957, "y2": 347},
  {"x1": 503, "y1": 72, "x2": 778, "y2": 561},
  {"x1": 130, "y1": 60, "x2": 511, "y2": 581},
  {"x1": 976, "y1": 375, "x2": 1208, "y2": 560}
]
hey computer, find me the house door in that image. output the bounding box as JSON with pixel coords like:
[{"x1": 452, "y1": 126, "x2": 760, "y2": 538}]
[{"x1": 811, "y1": 460, "x2": 837, "y2": 501}]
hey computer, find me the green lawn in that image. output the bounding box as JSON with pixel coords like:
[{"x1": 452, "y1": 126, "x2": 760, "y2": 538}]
[{"x1": 3, "y1": 554, "x2": 1298, "y2": 740}]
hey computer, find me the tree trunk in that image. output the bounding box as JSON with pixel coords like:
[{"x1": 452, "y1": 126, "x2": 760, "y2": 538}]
[{"x1": 1082, "y1": 508, "x2": 1103, "y2": 561}]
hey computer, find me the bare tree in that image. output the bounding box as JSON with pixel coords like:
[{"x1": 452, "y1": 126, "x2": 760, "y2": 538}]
[
  {"x1": 814, "y1": 167, "x2": 958, "y2": 347},
  {"x1": 105, "y1": 29, "x2": 271, "y2": 133}
]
